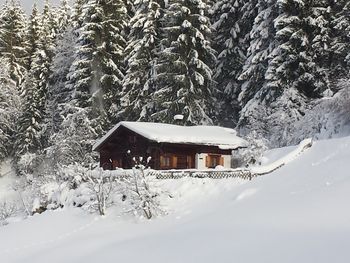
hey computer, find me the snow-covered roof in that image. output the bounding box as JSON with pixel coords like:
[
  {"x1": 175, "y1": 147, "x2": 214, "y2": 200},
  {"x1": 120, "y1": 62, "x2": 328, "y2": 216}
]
[{"x1": 93, "y1": 121, "x2": 248, "y2": 151}]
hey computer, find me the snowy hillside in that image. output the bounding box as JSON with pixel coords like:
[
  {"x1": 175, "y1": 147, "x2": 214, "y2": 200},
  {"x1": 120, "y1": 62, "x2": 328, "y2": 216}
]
[{"x1": 1, "y1": 136, "x2": 350, "y2": 263}]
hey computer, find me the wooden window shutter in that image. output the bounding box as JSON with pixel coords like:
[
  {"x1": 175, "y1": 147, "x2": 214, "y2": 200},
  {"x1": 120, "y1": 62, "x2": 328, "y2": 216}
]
[
  {"x1": 160, "y1": 155, "x2": 164, "y2": 168},
  {"x1": 172, "y1": 156, "x2": 178, "y2": 168},
  {"x1": 219, "y1": 156, "x2": 224, "y2": 166},
  {"x1": 187, "y1": 156, "x2": 192, "y2": 169},
  {"x1": 205, "y1": 155, "x2": 210, "y2": 168}
]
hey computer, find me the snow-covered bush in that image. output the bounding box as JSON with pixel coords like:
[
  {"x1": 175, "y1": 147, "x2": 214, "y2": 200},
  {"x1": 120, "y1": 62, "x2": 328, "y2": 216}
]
[
  {"x1": 0, "y1": 200, "x2": 18, "y2": 225},
  {"x1": 85, "y1": 168, "x2": 116, "y2": 216},
  {"x1": 16, "y1": 153, "x2": 44, "y2": 176},
  {"x1": 290, "y1": 80, "x2": 350, "y2": 143},
  {"x1": 123, "y1": 164, "x2": 162, "y2": 220},
  {"x1": 237, "y1": 131, "x2": 268, "y2": 167},
  {"x1": 47, "y1": 104, "x2": 99, "y2": 168}
]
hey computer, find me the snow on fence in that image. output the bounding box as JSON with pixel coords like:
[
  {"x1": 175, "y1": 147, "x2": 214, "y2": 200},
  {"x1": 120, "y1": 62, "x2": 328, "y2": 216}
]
[
  {"x1": 250, "y1": 138, "x2": 313, "y2": 175},
  {"x1": 105, "y1": 138, "x2": 313, "y2": 180},
  {"x1": 148, "y1": 169, "x2": 253, "y2": 180},
  {"x1": 102, "y1": 169, "x2": 253, "y2": 180}
]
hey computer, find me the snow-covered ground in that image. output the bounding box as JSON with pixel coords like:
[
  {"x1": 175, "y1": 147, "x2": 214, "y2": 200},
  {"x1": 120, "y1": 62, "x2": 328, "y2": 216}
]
[{"x1": 1, "y1": 136, "x2": 350, "y2": 263}]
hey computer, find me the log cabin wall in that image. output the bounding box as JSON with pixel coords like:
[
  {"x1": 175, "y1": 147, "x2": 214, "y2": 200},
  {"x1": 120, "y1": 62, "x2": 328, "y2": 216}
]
[{"x1": 99, "y1": 126, "x2": 152, "y2": 169}]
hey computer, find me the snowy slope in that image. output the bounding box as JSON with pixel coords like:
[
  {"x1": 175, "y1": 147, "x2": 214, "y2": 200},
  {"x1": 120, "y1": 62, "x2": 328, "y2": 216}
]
[{"x1": 1, "y1": 136, "x2": 350, "y2": 263}]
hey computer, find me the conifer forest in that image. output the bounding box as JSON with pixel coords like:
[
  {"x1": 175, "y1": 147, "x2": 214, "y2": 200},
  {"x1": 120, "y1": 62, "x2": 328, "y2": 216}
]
[{"x1": 0, "y1": 0, "x2": 349, "y2": 172}]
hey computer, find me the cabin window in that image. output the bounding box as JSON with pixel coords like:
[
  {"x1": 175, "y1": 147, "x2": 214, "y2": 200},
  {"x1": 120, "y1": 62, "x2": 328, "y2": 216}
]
[
  {"x1": 160, "y1": 154, "x2": 178, "y2": 169},
  {"x1": 160, "y1": 155, "x2": 171, "y2": 168},
  {"x1": 206, "y1": 154, "x2": 224, "y2": 168}
]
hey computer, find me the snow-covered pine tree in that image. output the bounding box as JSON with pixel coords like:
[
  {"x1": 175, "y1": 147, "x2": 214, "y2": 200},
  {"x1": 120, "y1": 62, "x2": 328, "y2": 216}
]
[
  {"x1": 237, "y1": 0, "x2": 310, "y2": 146},
  {"x1": 27, "y1": 3, "x2": 41, "y2": 68},
  {"x1": 99, "y1": 0, "x2": 128, "y2": 125},
  {"x1": 31, "y1": 0, "x2": 59, "y2": 145},
  {"x1": 123, "y1": 0, "x2": 136, "y2": 18},
  {"x1": 15, "y1": 0, "x2": 58, "y2": 156},
  {"x1": 14, "y1": 73, "x2": 43, "y2": 156},
  {"x1": 238, "y1": 0, "x2": 278, "y2": 107},
  {"x1": 44, "y1": 0, "x2": 73, "y2": 136},
  {"x1": 310, "y1": 0, "x2": 333, "y2": 94},
  {"x1": 0, "y1": 0, "x2": 29, "y2": 86},
  {"x1": 211, "y1": 0, "x2": 247, "y2": 126},
  {"x1": 121, "y1": 0, "x2": 165, "y2": 121},
  {"x1": 0, "y1": 59, "x2": 21, "y2": 160},
  {"x1": 331, "y1": 0, "x2": 350, "y2": 79},
  {"x1": 265, "y1": 0, "x2": 321, "y2": 98},
  {"x1": 56, "y1": 0, "x2": 72, "y2": 36},
  {"x1": 46, "y1": 28, "x2": 76, "y2": 134},
  {"x1": 153, "y1": 0, "x2": 216, "y2": 125},
  {"x1": 71, "y1": 0, "x2": 88, "y2": 29},
  {"x1": 69, "y1": 0, "x2": 127, "y2": 131}
]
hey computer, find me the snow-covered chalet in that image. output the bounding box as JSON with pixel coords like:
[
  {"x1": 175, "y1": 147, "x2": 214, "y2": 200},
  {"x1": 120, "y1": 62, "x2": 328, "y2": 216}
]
[{"x1": 93, "y1": 121, "x2": 248, "y2": 170}]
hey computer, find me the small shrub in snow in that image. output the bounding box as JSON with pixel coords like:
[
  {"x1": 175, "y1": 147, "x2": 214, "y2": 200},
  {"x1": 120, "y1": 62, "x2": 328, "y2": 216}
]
[
  {"x1": 0, "y1": 200, "x2": 18, "y2": 225},
  {"x1": 16, "y1": 153, "x2": 43, "y2": 176},
  {"x1": 237, "y1": 131, "x2": 268, "y2": 167},
  {"x1": 85, "y1": 168, "x2": 116, "y2": 216},
  {"x1": 124, "y1": 164, "x2": 162, "y2": 220}
]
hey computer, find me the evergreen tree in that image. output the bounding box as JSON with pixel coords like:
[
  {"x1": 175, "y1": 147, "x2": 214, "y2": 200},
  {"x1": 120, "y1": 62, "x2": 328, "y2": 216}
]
[
  {"x1": 0, "y1": 0, "x2": 28, "y2": 86},
  {"x1": 124, "y1": 0, "x2": 136, "y2": 18},
  {"x1": 310, "y1": 0, "x2": 333, "y2": 94},
  {"x1": 265, "y1": 0, "x2": 322, "y2": 98},
  {"x1": 69, "y1": 0, "x2": 127, "y2": 131},
  {"x1": 153, "y1": 0, "x2": 216, "y2": 125},
  {"x1": 27, "y1": 3, "x2": 41, "y2": 68},
  {"x1": 32, "y1": 0, "x2": 59, "y2": 142},
  {"x1": 121, "y1": 0, "x2": 165, "y2": 121},
  {"x1": 211, "y1": 0, "x2": 247, "y2": 126},
  {"x1": 15, "y1": 73, "x2": 44, "y2": 155},
  {"x1": 46, "y1": 28, "x2": 76, "y2": 134},
  {"x1": 238, "y1": 0, "x2": 310, "y2": 146},
  {"x1": 45, "y1": 0, "x2": 73, "y2": 136},
  {"x1": 72, "y1": 0, "x2": 88, "y2": 29},
  {"x1": 15, "y1": 0, "x2": 58, "y2": 156},
  {"x1": 238, "y1": 0, "x2": 278, "y2": 106},
  {"x1": 331, "y1": 0, "x2": 350, "y2": 78},
  {"x1": 0, "y1": 59, "x2": 21, "y2": 160},
  {"x1": 56, "y1": 0, "x2": 72, "y2": 35}
]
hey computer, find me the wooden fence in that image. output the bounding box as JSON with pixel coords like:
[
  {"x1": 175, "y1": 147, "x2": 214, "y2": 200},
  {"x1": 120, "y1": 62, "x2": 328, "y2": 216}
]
[{"x1": 148, "y1": 169, "x2": 255, "y2": 180}]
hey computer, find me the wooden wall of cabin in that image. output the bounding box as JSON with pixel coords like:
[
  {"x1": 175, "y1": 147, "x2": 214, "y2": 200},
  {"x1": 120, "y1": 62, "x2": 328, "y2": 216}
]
[
  {"x1": 99, "y1": 127, "x2": 152, "y2": 169},
  {"x1": 98, "y1": 126, "x2": 233, "y2": 170},
  {"x1": 152, "y1": 143, "x2": 232, "y2": 170}
]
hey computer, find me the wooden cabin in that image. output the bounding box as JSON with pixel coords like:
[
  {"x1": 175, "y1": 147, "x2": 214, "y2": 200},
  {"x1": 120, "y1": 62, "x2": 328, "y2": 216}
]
[{"x1": 92, "y1": 122, "x2": 248, "y2": 170}]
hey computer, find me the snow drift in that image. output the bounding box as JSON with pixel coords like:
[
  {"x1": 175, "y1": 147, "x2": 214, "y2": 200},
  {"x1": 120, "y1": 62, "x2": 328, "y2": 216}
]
[{"x1": 0, "y1": 136, "x2": 350, "y2": 263}]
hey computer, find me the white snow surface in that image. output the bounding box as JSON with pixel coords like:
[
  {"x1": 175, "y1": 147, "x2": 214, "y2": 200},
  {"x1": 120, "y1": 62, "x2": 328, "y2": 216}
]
[
  {"x1": 1, "y1": 136, "x2": 350, "y2": 263},
  {"x1": 93, "y1": 121, "x2": 248, "y2": 150},
  {"x1": 251, "y1": 138, "x2": 313, "y2": 174}
]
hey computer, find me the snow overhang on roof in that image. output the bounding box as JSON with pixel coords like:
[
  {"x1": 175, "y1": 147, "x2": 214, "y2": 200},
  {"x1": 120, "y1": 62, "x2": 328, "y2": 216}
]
[{"x1": 92, "y1": 121, "x2": 248, "y2": 151}]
